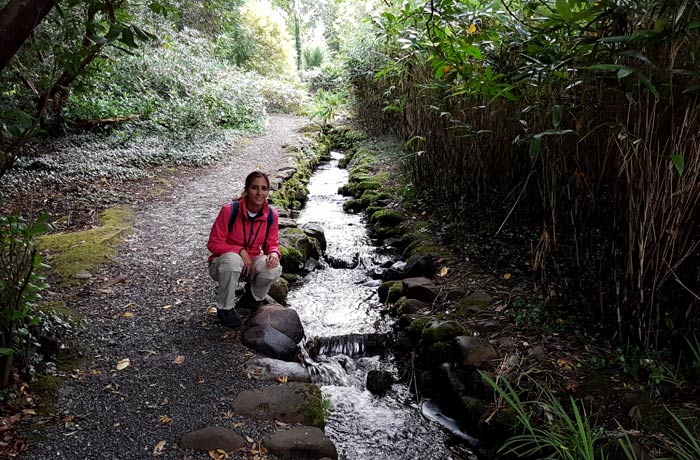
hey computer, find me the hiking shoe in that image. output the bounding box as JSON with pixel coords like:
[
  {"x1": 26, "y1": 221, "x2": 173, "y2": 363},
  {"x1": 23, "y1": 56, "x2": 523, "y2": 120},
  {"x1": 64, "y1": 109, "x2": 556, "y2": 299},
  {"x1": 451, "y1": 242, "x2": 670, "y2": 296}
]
[
  {"x1": 236, "y1": 289, "x2": 265, "y2": 311},
  {"x1": 216, "y1": 308, "x2": 241, "y2": 328}
]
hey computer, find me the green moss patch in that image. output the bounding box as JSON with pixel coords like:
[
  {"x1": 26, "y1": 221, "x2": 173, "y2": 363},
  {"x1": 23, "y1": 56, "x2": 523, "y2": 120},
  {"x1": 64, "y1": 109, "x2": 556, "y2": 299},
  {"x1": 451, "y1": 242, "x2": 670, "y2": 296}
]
[
  {"x1": 297, "y1": 384, "x2": 325, "y2": 428},
  {"x1": 40, "y1": 206, "x2": 133, "y2": 284}
]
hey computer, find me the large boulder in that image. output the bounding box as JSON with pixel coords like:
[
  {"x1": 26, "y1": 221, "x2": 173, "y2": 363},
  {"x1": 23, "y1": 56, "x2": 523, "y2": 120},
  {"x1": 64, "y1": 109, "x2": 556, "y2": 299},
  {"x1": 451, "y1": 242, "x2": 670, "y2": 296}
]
[
  {"x1": 247, "y1": 304, "x2": 304, "y2": 344},
  {"x1": 279, "y1": 227, "x2": 323, "y2": 274},
  {"x1": 263, "y1": 426, "x2": 338, "y2": 460},
  {"x1": 242, "y1": 326, "x2": 300, "y2": 362},
  {"x1": 180, "y1": 426, "x2": 244, "y2": 452},
  {"x1": 402, "y1": 277, "x2": 439, "y2": 302},
  {"x1": 232, "y1": 382, "x2": 325, "y2": 428}
]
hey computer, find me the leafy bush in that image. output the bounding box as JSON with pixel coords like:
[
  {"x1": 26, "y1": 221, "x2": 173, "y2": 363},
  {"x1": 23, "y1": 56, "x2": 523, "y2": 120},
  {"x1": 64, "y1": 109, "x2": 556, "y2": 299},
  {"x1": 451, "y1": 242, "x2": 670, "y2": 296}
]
[
  {"x1": 67, "y1": 28, "x2": 267, "y2": 133},
  {"x1": 302, "y1": 61, "x2": 347, "y2": 93},
  {"x1": 0, "y1": 193, "x2": 50, "y2": 388},
  {"x1": 255, "y1": 78, "x2": 310, "y2": 114}
]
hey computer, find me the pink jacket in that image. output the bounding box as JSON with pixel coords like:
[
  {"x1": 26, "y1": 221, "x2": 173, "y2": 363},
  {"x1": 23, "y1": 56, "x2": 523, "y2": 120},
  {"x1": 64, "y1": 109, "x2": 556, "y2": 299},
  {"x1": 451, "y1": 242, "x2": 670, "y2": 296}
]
[{"x1": 207, "y1": 199, "x2": 280, "y2": 263}]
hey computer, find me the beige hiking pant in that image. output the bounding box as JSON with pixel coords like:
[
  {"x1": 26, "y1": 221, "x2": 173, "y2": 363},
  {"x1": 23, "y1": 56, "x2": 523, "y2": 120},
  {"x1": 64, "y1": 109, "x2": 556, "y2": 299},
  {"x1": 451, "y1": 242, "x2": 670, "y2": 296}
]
[{"x1": 208, "y1": 252, "x2": 282, "y2": 310}]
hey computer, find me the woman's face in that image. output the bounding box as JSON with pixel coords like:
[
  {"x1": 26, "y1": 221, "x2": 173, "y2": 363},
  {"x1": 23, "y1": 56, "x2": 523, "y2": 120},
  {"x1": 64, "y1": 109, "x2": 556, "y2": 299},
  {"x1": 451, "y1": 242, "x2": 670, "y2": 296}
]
[{"x1": 246, "y1": 176, "x2": 269, "y2": 210}]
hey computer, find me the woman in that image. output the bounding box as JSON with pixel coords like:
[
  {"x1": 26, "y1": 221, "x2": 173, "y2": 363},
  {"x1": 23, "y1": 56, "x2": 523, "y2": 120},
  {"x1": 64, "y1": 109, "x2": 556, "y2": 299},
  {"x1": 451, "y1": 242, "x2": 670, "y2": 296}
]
[{"x1": 207, "y1": 171, "x2": 282, "y2": 328}]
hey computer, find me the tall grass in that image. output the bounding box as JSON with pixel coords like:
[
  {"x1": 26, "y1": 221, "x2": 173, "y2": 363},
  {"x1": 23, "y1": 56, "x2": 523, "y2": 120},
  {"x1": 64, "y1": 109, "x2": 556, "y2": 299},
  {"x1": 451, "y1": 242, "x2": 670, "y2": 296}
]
[{"x1": 349, "y1": 0, "x2": 700, "y2": 346}]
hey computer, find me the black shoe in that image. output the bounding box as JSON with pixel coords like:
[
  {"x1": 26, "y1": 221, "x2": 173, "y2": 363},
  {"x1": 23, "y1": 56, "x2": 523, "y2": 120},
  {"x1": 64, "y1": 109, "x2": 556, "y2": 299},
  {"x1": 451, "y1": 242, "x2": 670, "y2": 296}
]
[
  {"x1": 216, "y1": 308, "x2": 241, "y2": 328},
  {"x1": 237, "y1": 290, "x2": 265, "y2": 311}
]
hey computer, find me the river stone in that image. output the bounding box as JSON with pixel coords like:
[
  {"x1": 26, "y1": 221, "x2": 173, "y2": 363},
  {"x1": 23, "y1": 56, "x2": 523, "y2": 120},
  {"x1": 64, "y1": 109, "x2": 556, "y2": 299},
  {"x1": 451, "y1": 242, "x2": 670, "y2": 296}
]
[
  {"x1": 382, "y1": 255, "x2": 435, "y2": 281},
  {"x1": 453, "y1": 336, "x2": 498, "y2": 368},
  {"x1": 268, "y1": 278, "x2": 289, "y2": 306},
  {"x1": 247, "y1": 304, "x2": 304, "y2": 343},
  {"x1": 396, "y1": 298, "x2": 429, "y2": 315},
  {"x1": 402, "y1": 277, "x2": 439, "y2": 302},
  {"x1": 242, "y1": 326, "x2": 300, "y2": 362},
  {"x1": 73, "y1": 269, "x2": 93, "y2": 279},
  {"x1": 243, "y1": 358, "x2": 311, "y2": 383},
  {"x1": 180, "y1": 426, "x2": 245, "y2": 451},
  {"x1": 263, "y1": 426, "x2": 338, "y2": 460},
  {"x1": 278, "y1": 217, "x2": 298, "y2": 229},
  {"x1": 302, "y1": 222, "x2": 327, "y2": 252},
  {"x1": 366, "y1": 369, "x2": 393, "y2": 395},
  {"x1": 458, "y1": 291, "x2": 493, "y2": 313},
  {"x1": 232, "y1": 382, "x2": 324, "y2": 428}
]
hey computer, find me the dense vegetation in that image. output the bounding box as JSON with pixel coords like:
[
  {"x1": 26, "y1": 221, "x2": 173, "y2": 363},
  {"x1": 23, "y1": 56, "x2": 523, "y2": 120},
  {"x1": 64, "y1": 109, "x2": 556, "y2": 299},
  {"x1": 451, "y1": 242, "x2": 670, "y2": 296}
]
[{"x1": 348, "y1": 0, "x2": 700, "y2": 349}]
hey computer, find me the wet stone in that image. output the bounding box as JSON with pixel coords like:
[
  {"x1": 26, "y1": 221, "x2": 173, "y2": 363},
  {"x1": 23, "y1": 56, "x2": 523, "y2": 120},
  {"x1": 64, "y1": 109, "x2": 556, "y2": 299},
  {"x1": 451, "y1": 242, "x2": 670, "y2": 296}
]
[
  {"x1": 243, "y1": 358, "x2": 311, "y2": 383},
  {"x1": 232, "y1": 383, "x2": 324, "y2": 428},
  {"x1": 402, "y1": 277, "x2": 439, "y2": 302},
  {"x1": 263, "y1": 426, "x2": 338, "y2": 460},
  {"x1": 366, "y1": 369, "x2": 393, "y2": 395},
  {"x1": 453, "y1": 336, "x2": 498, "y2": 369},
  {"x1": 278, "y1": 217, "x2": 298, "y2": 229},
  {"x1": 180, "y1": 426, "x2": 245, "y2": 452},
  {"x1": 242, "y1": 326, "x2": 300, "y2": 362},
  {"x1": 268, "y1": 278, "x2": 289, "y2": 306},
  {"x1": 247, "y1": 304, "x2": 304, "y2": 344},
  {"x1": 302, "y1": 222, "x2": 327, "y2": 252}
]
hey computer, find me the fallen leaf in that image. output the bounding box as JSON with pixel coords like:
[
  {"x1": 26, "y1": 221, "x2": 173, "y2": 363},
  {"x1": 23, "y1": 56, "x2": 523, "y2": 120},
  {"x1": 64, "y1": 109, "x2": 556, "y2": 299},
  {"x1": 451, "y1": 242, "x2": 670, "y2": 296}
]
[
  {"x1": 276, "y1": 375, "x2": 288, "y2": 384},
  {"x1": 232, "y1": 421, "x2": 246, "y2": 428},
  {"x1": 208, "y1": 306, "x2": 217, "y2": 314},
  {"x1": 162, "y1": 305, "x2": 172, "y2": 310},
  {"x1": 153, "y1": 440, "x2": 166, "y2": 456},
  {"x1": 116, "y1": 358, "x2": 130, "y2": 370},
  {"x1": 173, "y1": 356, "x2": 185, "y2": 364},
  {"x1": 274, "y1": 420, "x2": 288, "y2": 427},
  {"x1": 245, "y1": 435, "x2": 254, "y2": 443},
  {"x1": 122, "y1": 312, "x2": 134, "y2": 318},
  {"x1": 22, "y1": 409, "x2": 36, "y2": 415},
  {"x1": 158, "y1": 415, "x2": 173, "y2": 425},
  {"x1": 503, "y1": 273, "x2": 512, "y2": 280},
  {"x1": 439, "y1": 266, "x2": 448, "y2": 277}
]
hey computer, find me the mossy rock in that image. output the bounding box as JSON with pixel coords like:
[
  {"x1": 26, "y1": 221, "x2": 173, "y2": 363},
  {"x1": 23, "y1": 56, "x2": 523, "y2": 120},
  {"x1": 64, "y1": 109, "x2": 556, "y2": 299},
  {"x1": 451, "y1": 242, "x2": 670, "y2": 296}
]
[
  {"x1": 425, "y1": 341, "x2": 451, "y2": 364},
  {"x1": 280, "y1": 245, "x2": 305, "y2": 273},
  {"x1": 408, "y1": 316, "x2": 434, "y2": 340},
  {"x1": 40, "y1": 206, "x2": 133, "y2": 285},
  {"x1": 373, "y1": 224, "x2": 404, "y2": 240},
  {"x1": 298, "y1": 384, "x2": 325, "y2": 428},
  {"x1": 364, "y1": 205, "x2": 383, "y2": 217},
  {"x1": 420, "y1": 321, "x2": 468, "y2": 346},
  {"x1": 361, "y1": 191, "x2": 393, "y2": 206},
  {"x1": 369, "y1": 209, "x2": 405, "y2": 226},
  {"x1": 378, "y1": 280, "x2": 403, "y2": 303},
  {"x1": 342, "y1": 199, "x2": 365, "y2": 213},
  {"x1": 351, "y1": 180, "x2": 380, "y2": 197},
  {"x1": 268, "y1": 277, "x2": 289, "y2": 305},
  {"x1": 281, "y1": 272, "x2": 299, "y2": 284}
]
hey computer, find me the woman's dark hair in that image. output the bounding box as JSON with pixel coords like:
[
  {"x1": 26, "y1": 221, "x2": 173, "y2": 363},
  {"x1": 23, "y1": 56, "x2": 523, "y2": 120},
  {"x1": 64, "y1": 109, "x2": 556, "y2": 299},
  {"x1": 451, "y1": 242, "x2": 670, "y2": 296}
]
[{"x1": 244, "y1": 171, "x2": 270, "y2": 191}]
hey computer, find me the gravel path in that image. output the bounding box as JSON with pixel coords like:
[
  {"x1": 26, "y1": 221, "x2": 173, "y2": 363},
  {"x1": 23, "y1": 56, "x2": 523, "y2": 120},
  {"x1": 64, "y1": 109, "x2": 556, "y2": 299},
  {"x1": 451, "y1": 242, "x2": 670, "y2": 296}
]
[{"x1": 22, "y1": 114, "x2": 310, "y2": 460}]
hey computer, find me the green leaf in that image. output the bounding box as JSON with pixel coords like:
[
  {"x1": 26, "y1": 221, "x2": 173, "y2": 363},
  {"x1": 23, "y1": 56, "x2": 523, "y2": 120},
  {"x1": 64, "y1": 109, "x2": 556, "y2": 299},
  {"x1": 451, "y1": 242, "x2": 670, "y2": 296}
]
[
  {"x1": 552, "y1": 105, "x2": 562, "y2": 129},
  {"x1": 682, "y1": 85, "x2": 700, "y2": 94},
  {"x1": 617, "y1": 67, "x2": 635, "y2": 79},
  {"x1": 120, "y1": 28, "x2": 137, "y2": 48},
  {"x1": 586, "y1": 64, "x2": 627, "y2": 72},
  {"x1": 672, "y1": 155, "x2": 684, "y2": 176},
  {"x1": 529, "y1": 135, "x2": 542, "y2": 159},
  {"x1": 636, "y1": 73, "x2": 660, "y2": 98},
  {"x1": 556, "y1": 0, "x2": 572, "y2": 22},
  {"x1": 0, "y1": 348, "x2": 14, "y2": 357}
]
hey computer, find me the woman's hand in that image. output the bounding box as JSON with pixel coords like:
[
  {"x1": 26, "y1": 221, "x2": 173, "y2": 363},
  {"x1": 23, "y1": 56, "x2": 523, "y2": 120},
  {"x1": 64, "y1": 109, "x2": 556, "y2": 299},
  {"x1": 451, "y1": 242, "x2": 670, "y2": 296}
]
[
  {"x1": 266, "y1": 252, "x2": 280, "y2": 269},
  {"x1": 240, "y1": 249, "x2": 253, "y2": 278}
]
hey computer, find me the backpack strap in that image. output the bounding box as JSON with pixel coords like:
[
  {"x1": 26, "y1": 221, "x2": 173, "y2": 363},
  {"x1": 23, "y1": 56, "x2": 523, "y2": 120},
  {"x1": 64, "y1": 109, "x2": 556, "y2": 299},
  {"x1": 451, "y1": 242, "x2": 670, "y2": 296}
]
[
  {"x1": 227, "y1": 200, "x2": 239, "y2": 233},
  {"x1": 264, "y1": 206, "x2": 275, "y2": 253}
]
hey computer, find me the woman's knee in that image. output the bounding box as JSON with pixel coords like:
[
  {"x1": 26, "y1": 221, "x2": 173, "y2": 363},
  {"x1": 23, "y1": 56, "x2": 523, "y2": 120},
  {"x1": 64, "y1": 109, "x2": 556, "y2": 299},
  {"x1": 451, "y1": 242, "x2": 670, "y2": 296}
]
[{"x1": 217, "y1": 252, "x2": 243, "y2": 271}]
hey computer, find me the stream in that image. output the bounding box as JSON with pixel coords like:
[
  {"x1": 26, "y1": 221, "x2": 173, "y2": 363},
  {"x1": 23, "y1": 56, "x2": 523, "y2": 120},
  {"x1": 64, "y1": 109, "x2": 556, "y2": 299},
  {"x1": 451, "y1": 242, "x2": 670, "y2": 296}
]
[{"x1": 286, "y1": 152, "x2": 477, "y2": 460}]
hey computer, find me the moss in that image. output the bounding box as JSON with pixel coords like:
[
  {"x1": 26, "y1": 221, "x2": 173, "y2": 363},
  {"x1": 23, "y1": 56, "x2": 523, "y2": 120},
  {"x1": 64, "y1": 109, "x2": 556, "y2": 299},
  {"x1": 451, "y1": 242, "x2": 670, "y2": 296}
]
[
  {"x1": 420, "y1": 321, "x2": 466, "y2": 346},
  {"x1": 281, "y1": 272, "x2": 299, "y2": 284},
  {"x1": 369, "y1": 209, "x2": 405, "y2": 226},
  {"x1": 408, "y1": 316, "x2": 433, "y2": 340},
  {"x1": 297, "y1": 384, "x2": 325, "y2": 428},
  {"x1": 387, "y1": 283, "x2": 405, "y2": 304},
  {"x1": 425, "y1": 341, "x2": 451, "y2": 363},
  {"x1": 378, "y1": 280, "x2": 403, "y2": 303},
  {"x1": 40, "y1": 206, "x2": 133, "y2": 284},
  {"x1": 280, "y1": 245, "x2": 304, "y2": 272},
  {"x1": 343, "y1": 198, "x2": 365, "y2": 213}
]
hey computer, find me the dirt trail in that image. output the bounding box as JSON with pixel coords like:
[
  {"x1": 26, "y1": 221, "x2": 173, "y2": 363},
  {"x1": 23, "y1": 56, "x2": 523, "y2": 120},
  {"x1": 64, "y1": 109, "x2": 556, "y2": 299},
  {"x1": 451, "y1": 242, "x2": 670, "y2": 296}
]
[{"x1": 23, "y1": 114, "x2": 309, "y2": 460}]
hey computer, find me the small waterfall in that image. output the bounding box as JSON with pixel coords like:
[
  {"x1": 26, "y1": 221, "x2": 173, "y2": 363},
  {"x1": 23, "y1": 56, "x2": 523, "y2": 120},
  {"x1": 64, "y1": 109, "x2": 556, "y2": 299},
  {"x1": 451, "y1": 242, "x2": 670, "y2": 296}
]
[{"x1": 307, "y1": 333, "x2": 392, "y2": 358}]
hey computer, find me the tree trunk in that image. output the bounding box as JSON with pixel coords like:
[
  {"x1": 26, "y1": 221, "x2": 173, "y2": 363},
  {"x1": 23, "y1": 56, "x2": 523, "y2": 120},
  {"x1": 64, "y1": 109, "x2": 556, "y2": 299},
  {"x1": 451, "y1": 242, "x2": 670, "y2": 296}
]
[
  {"x1": 292, "y1": 0, "x2": 302, "y2": 71},
  {"x1": 0, "y1": 0, "x2": 57, "y2": 74}
]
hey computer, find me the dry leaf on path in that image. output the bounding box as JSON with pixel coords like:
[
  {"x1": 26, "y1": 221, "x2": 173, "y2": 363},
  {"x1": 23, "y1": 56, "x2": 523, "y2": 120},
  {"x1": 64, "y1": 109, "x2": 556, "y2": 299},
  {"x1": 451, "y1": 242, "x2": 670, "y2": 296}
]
[
  {"x1": 116, "y1": 358, "x2": 130, "y2": 370},
  {"x1": 245, "y1": 435, "x2": 254, "y2": 443},
  {"x1": 503, "y1": 273, "x2": 512, "y2": 280},
  {"x1": 208, "y1": 306, "x2": 217, "y2": 314},
  {"x1": 162, "y1": 304, "x2": 172, "y2": 310},
  {"x1": 158, "y1": 415, "x2": 173, "y2": 425},
  {"x1": 153, "y1": 440, "x2": 166, "y2": 456},
  {"x1": 122, "y1": 312, "x2": 134, "y2": 318},
  {"x1": 276, "y1": 375, "x2": 288, "y2": 384},
  {"x1": 439, "y1": 266, "x2": 448, "y2": 277},
  {"x1": 173, "y1": 356, "x2": 185, "y2": 364}
]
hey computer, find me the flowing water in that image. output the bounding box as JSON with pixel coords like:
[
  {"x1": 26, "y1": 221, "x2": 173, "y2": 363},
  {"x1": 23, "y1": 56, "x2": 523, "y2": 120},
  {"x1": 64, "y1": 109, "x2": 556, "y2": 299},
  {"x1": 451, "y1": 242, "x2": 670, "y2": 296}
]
[{"x1": 287, "y1": 152, "x2": 477, "y2": 460}]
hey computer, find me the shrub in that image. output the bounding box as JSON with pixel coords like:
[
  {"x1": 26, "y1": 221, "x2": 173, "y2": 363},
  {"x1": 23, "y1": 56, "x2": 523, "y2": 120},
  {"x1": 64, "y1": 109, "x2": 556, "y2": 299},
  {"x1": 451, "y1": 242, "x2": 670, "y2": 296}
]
[
  {"x1": 0, "y1": 194, "x2": 50, "y2": 388},
  {"x1": 303, "y1": 45, "x2": 325, "y2": 68},
  {"x1": 239, "y1": 0, "x2": 296, "y2": 77}
]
